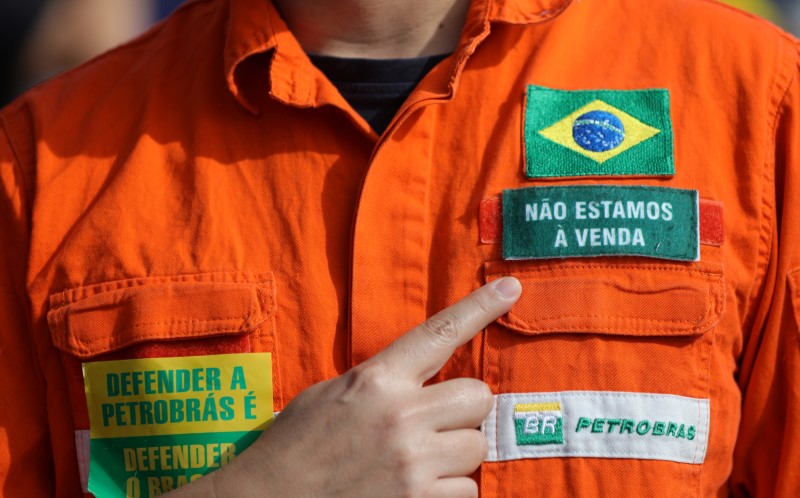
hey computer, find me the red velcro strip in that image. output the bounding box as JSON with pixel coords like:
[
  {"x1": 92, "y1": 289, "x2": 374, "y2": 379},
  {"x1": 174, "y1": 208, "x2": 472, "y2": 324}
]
[
  {"x1": 480, "y1": 195, "x2": 724, "y2": 247},
  {"x1": 479, "y1": 195, "x2": 502, "y2": 244},
  {"x1": 699, "y1": 199, "x2": 724, "y2": 246}
]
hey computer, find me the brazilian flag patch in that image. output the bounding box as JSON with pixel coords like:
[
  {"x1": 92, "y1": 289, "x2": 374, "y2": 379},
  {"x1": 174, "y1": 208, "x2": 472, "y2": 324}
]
[{"x1": 523, "y1": 86, "x2": 675, "y2": 179}]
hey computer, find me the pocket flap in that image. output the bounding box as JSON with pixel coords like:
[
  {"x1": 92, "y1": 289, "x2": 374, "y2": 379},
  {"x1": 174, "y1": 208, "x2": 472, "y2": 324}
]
[
  {"x1": 47, "y1": 272, "x2": 275, "y2": 358},
  {"x1": 485, "y1": 260, "x2": 724, "y2": 337}
]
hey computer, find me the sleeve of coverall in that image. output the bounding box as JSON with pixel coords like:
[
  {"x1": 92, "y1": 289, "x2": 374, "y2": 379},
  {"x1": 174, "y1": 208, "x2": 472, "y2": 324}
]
[
  {"x1": 0, "y1": 124, "x2": 53, "y2": 495},
  {"x1": 731, "y1": 42, "x2": 800, "y2": 496}
]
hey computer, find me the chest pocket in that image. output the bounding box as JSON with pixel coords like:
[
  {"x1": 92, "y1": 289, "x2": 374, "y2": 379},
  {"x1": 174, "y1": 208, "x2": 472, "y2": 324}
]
[
  {"x1": 480, "y1": 259, "x2": 724, "y2": 496},
  {"x1": 46, "y1": 271, "x2": 277, "y2": 432}
]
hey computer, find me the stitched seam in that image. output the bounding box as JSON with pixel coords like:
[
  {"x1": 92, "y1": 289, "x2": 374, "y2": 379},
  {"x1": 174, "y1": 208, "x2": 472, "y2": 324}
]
[
  {"x1": 490, "y1": 0, "x2": 572, "y2": 24},
  {"x1": 496, "y1": 392, "x2": 709, "y2": 401},
  {"x1": 52, "y1": 287, "x2": 265, "y2": 330},
  {"x1": 499, "y1": 450, "x2": 701, "y2": 459},
  {"x1": 488, "y1": 263, "x2": 720, "y2": 275},
  {"x1": 501, "y1": 324, "x2": 708, "y2": 335},
  {"x1": 504, "y1": 315, "x2": 704, "y2": 326},
  {"x1": 742, "y1": 38, "x2": 796, "y2": 330},
  {"x1": 124, "y1": 317, "x2": 249, "y2": 328},
  {"x1": 500, "y1": 325, "x2": 707, "y2": 335},
  {"x1": 50, "y1": 271, "x2": 273, "y2": 307},
  {"x1": 50, "y1": 272, "x2": 273, "y2": 304},
  {"x1": 700, "y1": 320, "x2": 715, "y2": 471},
  {"x1": 448, "y1": 0, "x2": 492, "y2": 87},
  {"x1": 693, "y1": 400, "x2": 702, "y2": 465},
  {"x1": 495, "y1": 339, "x2": 501, "y2": 473},
  {"x1": 66, "y1": 325, "x2": 251, "y2": 355},
  {"x1": 52, "y1": 289, "x2": 261, "y2": 318},
  {"x1": 72, "y1": 319, "x2": 245, "y2": 344}
]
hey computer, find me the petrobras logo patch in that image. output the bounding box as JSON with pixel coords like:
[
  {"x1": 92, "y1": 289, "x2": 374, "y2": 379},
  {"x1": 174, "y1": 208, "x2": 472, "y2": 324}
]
[
  {"x1": 513, "y1": 402, "x2": 564, "y2": 446},
  {"x1": 484, "y1": 392, "x2": 710, "y2": 465}
]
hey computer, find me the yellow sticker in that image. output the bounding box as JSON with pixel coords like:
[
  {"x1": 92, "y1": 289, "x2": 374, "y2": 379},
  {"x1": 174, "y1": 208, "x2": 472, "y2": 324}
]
[{"x1": 83, "y1": 353, "x2": 272, "y2": 497}]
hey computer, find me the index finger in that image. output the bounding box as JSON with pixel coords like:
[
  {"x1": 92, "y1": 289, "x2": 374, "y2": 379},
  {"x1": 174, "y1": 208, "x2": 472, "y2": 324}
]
[{"x1": 370, "y1": 277, "x2": 522, "y2": 383}]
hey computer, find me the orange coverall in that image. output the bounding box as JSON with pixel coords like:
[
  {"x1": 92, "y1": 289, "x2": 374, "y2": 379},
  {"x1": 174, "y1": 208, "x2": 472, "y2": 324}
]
[{"x1": 1, "y1": 0, "x2": 799, "y2": 496}]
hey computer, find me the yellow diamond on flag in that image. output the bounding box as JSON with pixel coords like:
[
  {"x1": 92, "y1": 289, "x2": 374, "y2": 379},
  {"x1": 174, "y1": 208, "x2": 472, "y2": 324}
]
[{"x1": 538, "y1": 100, "x2": 661, "y2": 164}]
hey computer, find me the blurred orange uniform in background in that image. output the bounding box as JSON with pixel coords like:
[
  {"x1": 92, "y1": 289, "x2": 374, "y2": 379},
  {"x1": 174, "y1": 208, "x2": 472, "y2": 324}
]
[{"x1": 1, "y1": 0, "x2": 799, "y2": 496}]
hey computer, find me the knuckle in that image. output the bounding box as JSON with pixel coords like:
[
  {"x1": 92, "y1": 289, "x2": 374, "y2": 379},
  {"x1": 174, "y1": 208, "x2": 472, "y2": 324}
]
[
  {"x1": 421, "y1": 314, "x2": 461, "y2": 347},
  {"x1": 388, "y1": 441, "x2": 429, "y2": 498},
  {"x1": 373, "y1": 408, "x2": 416, "y2": 452},
  {"x1": 378, "y1": 402, "x2": 412, "y2": 432},
  {"x1": 339, "y1": 364, "x2": 388, "y2": 401},
  {"x1": 391, "y1": 443, "x2": 418, "y2": 478}
]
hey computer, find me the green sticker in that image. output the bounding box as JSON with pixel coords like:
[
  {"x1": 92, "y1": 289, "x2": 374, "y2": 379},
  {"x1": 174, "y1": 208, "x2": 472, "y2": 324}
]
[
  {"x1": 502, "y1": 185, "x2": 699, "y2": 261},
  {"x1": 89, "y1": 431, "x2": 259, "y2": 497},
  {"x1": 524, "y1": 86, "x2": 675, "y2": 178}
]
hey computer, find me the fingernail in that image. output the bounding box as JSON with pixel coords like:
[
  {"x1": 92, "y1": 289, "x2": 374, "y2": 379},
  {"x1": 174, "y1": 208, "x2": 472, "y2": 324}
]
[{"x1": 491, "y1": 277, "x2": 522, "y2": 299}]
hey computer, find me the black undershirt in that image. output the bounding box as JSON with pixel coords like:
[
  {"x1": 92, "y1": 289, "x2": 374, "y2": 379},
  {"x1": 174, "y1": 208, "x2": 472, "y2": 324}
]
[{"x1": 308, "y1": 53, "x2": 450, "y2": 135}]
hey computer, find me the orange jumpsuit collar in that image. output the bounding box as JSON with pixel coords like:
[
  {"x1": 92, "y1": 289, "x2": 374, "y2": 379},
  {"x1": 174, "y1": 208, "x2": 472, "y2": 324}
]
[{"x1": 223, "y1": 0, "x2": 574, "y2": 112}]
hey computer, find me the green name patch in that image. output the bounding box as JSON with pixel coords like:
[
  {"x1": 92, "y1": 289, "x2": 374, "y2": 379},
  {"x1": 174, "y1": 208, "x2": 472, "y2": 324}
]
[
  {"x1": 502, "y1": 185, "x2": 699, "y2": 261},
  {"x1": 523, "y1": 86, "x2": 675, "y2": 178}
]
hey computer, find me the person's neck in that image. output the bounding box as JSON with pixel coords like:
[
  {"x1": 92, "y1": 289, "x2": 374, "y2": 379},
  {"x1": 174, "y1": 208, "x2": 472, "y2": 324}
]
[{"x1": 271, "y1": 0, "x2": 471, "y2": 59}]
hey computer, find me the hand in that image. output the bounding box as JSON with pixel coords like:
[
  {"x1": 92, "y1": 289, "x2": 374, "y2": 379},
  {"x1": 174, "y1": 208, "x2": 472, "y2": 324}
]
[{"x1": 175, "y1": 277, "x2": 522, "y2": 498}]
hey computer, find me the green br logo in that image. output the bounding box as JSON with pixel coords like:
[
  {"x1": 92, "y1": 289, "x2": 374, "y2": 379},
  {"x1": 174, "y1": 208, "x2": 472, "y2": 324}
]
[{"x1": 513, "y1": 402, "x2": 564, "y2": 446}]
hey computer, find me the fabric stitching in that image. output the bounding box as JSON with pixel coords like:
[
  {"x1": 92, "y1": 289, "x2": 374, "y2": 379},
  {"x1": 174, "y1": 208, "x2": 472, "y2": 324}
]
[
  {"x1": 487, "y1": 263, "x2": 721, "y2": 275},
  {"x1": 692, "y1": 400, "x2": 702, "y2": 465},
  {"x1": 741, "y1": 37, "x2": 797, "y2": 329},
  {"x1": 52, "y1": 288, "x2": 264, "y2": 321},
  {"x1": 494, "y1": 333, "x2": 501, "y2": 497},
  {"x1": 495, "y1": 450, "x2": 701, "y2": 459},
  {"x1": 503, "y1": 313, "x2": 710, "y2": 326},
  {"x1": 52, "y1": 292, "x2": 266, "y2": 334},
  {"x1": 50, "y1": 272, "x2": 274, "y2": 307},
  {"x1": 67, "y1": 317, "x2": 253, "y2": 346},
  {"x1": 495, "y1": 391, "x2": 709, "y2": 401},
  {"x1": 698, "y1": 323, "x2": 714, "y2": 471},
  {"x1": 64, "y1": 325, "x2": 253, "y2": 355}
]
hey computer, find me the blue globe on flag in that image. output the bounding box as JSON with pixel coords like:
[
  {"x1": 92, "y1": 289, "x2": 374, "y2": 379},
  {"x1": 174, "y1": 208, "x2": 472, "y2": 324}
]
[{"x1": 572, "y1": 110, "x2": 625, "y2": 152}]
